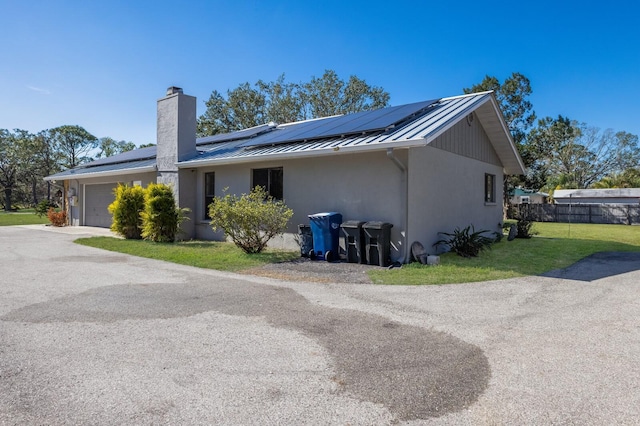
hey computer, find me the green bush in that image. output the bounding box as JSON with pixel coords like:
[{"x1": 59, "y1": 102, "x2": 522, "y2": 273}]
[
  {"x1": 140, "y1": 183, "x2": 188, "y2": 242},
  {"x1": 108, "y1": 184, "x2": 145, "y2": 239},
  {"x1": 209, "y1": 186, "x2": 293, "y2": 254},
  {"x1": 513, "y1": 206, "x2": 537, "y2": 239},
  {"x1": 433, "y1": 224, "x2": 494, "y2": 258},
  {"x1": 36, "y1": 200, "x2": 57, "y2": 217}
]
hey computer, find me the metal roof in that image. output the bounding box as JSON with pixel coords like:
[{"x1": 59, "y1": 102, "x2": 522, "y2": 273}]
[
  {"x1": 45, "y1": 91, "x2": 526, "y2": 181},
  {"x1": 554, "y1": 188, "x2": 640, "y2": 199},
  {"x1": 179, "y1": 92, "x2": 525, "y2": 175},
  {"x1": 44, "y1": 158, "x2": 157, "y2": 181}
]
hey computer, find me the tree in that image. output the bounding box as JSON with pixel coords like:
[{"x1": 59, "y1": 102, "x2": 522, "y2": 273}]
[
  {"x1": 0, "y1": 129, "x2": 33, "y2": 210},
  {"x1": 50, "y1": 125, "x2": 98, "y2": 168},
  {"x1": 594, "y1": 168, "x2": 640, "y2": 188},
  {"x1": 197, "y1": 70, "x2": 390, "y2": 137},
  {"x1": 96, "y1": 137, "x2": 136, "y2": 158},
  {"x1": 463, "y1": 72, "x2": 536, "y2": 145},
  {"x1": 303, "y1": 70, "x2": 390, "y2": 118},
  {"x1": 31, "y1": 129, "x2": 63, "y2": 203},
  {"x1": 528, "y1": 116, "x2": 640, "y2": 190},
  {"x1": 0, "y1": 129, "x2": 18, "y2": 210}
]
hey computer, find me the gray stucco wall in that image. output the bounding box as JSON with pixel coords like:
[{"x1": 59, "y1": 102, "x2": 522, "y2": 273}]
[
  {"x1": 408, "y1": 145, "x2": 504, "y2": 254},
  {"x1": 193, "y1": 150, "x2": 407, "y2": 259}
]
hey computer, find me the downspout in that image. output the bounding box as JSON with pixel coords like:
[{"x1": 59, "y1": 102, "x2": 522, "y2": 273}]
[{"x1": 386, "y1": 148, "x2": 410, "y2": 264}]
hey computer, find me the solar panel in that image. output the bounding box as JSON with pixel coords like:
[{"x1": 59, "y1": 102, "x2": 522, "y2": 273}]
[
  {"x1": 239, "y1": 99, "x2": 439, "y2": 148},
  {"x1": 197, "y1": 123, "x2": 275, "y2": 146},
  {"x1": 81, "y1": 146, "x2": 157, "y2": 168}
]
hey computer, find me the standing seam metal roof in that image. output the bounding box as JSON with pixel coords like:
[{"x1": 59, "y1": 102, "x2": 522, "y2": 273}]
[
  {"x1": 179, "y1": 93, "x2": 492, "y2": 166},
  {"x1": 45, "y1": 91, "x2": 525, "y2": 180}
]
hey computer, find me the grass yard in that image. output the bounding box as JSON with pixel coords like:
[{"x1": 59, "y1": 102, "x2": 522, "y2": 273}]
[
  {"x1": 370, "y1": 222, "x2": 640, "y2": 285},
  {"x1": 0, "y1": 211, "x2": 49, "y2": 226},
  {"x1": 74, "y1": 222, "x2": 640, "y2": 285},
  {"x1": 75, "y1": 237, "x2": 299, "y2": 272}
]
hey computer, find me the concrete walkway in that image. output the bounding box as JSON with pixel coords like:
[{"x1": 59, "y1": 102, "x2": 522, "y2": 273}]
[{"x1": 1, "y1": 225, "x2": 640, "y2": 424}]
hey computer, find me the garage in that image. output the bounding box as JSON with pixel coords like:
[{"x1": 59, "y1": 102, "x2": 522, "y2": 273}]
[{"x1": 84, "y1": 183, "x2": 117, "y2": 227}]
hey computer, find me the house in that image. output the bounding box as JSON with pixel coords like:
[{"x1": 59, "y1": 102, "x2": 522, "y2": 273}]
[
  {"x1": 510, "y1": 187, "x2": 548, "y2": 205},
  {"x1": 553, "y1": 188, "x2": 640, "y2": 205},
  {"x1": 45, "y1": 87, "x2": 525, "y2": 263}
]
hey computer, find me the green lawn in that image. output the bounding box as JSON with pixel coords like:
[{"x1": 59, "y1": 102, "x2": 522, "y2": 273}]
[
  {"x1": 370, "y1": 222, "x2": 640, "y2": 285},
  {"x1": 75, "y1": 237, "x2": 299, "y2": 272},
  {"x1": 74, "y1": 222, "x2": 640, "y2": 285},
  {"x1": 0, "y1": 211, "x2": 49, "y2": 226}
]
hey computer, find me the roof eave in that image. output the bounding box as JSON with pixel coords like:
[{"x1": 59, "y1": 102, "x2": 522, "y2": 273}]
[
  {"x1": 44, "y1": 164, "x2": 158, "y2": 181},
  {"x1": 177, "y1": 138, "x2": 428, "y2": 168}
]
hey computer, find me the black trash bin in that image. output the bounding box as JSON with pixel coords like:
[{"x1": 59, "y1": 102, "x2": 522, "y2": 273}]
[
  {"x1": 308, "y1": 212, "x2": 342, "y2": 261},
  {"x1": 363, "y1": 221, "x2": 393, "y2": 266},
  {"x1": 298, "y1": 224, "x2": 313, "y2": 257},
  {"x1": 341, "y1": 221, "x2": 366, "y2": 264}
]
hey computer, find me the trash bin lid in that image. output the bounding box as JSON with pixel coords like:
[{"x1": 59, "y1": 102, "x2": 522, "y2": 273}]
[
  {"x1": 341, "y1": 220, "x2": 365, "y2": 228},
  {"x1": 308, "y1": 212, "x2": 341, "y2": 219},
  {"x1": 363, "y1": 221, "x2": 393, "y2": 229}
]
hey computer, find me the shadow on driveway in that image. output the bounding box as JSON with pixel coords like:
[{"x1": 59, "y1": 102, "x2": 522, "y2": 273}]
[{"x1": 541, "y1": 252, "x2": 640, "y2": 282}]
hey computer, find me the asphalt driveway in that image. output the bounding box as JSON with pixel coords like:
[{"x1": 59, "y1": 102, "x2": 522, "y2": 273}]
[{"x1": 1, "y1": 225, "x2": 640, "y2": 424}]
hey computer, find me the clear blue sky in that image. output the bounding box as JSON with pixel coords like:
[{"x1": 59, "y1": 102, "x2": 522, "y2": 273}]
[{"x1": 2, "y1": 1, "x2": 639, "y2": 146}]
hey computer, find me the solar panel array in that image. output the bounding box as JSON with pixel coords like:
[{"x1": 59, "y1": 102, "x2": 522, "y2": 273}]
[
  {"x1": 196, "y1": 123, "x2": 274, "y2": 146},
  {"x1": 239, "y1": 99, "x2": 439, "y2": 148},
  {"x1": 79, "y1": 145, "x2": 157, "y2": 168}
]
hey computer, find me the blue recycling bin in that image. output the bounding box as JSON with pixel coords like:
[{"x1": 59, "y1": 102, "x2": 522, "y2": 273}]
[{"x1": 308, "y1": 212, "x2": 342, "y2": 261}]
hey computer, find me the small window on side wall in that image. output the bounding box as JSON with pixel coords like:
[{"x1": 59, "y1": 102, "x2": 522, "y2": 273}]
[
  {"x1": 252, "y1": 167, "x2": 283, "y2": 200},
  {"x1": 485, "y1": 173, "x2": 496, "y2": 203},
  {"x1": 204, "y1": 172, "x2": 215, "y2": 219}
]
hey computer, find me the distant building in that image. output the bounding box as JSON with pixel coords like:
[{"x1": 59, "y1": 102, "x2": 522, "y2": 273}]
[
  {"x1": 510, "y1": 187, "x2": 548, "y2": 205},
  {"x1": 553, "y1": 188, "x2": 640, "y2": 205}
]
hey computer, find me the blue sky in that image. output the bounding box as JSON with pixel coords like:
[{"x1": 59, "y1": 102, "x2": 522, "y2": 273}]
[{"x1": 2, "y1": 1, "x2": 639, "y2": 146}]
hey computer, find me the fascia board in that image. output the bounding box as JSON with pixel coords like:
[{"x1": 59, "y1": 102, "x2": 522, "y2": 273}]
[
  {"x1": 176, "y1": 138, "x2": 428, "y2": 168},
  {"x1": 43, "y1": 165, "x2": 157, "y2": 181}
]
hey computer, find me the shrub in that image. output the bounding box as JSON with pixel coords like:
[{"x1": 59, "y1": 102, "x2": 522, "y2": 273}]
[
  {"x1": 209, "y1": 186, "x2": 294, "y2": 254},
  {"x1": 36, "y1": 200, "x2": 57, "y2": 217},
  {"x1": 513, "y1": 206, "x2": 536, "y2": 239},
  {"x1": 140, "y1": 183, "x2": 188, "y2": 242},
  {"x1": 47, "y1": 207, "x2": 67, "y2": 227},
  {"x1": 108, "y1": 184, "x2": 146, "y2": 239},
  {"x1": 433, "y1": 224, "x2": 494, "y2": 257}
]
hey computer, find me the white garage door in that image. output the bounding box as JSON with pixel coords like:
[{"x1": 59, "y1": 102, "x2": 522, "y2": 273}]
[{"x1": 84, "y1": 183, "x2": 116, "y2": 228}]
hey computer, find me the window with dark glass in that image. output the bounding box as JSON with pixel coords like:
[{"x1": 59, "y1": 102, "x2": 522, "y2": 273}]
[
  {"x1": 485, "y1": 173, "x2": 496, "y2": 203},
  {"x1": 252, "y1": 167, "x2": 283, "y2": 199},
  {"x1": 204, "y1": 172, "x2": 215, "y2": 219}
]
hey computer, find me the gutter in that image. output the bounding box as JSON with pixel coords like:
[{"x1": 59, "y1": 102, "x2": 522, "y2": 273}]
[
  {"x1": 44, "y1": 164, "x2": 158, "y2": 181},
  {"x1": 177, "y1": 138, "x2": 428, "y2": 169},
  {"x1": 386, "y1": 148, "x2": 410, "y2": 264}
]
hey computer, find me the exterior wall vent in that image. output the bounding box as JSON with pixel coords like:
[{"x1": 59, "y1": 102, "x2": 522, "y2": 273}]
[{"x1": 166, "y1": 86, "x2": 184, "y2": 95}]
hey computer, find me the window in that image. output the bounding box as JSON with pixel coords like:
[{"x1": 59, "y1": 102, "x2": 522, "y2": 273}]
[
  {"x1": 484, "y1": 173, "x2": 496, "y2": 203},
  {"x1": 204, "y1": 172, "x2": 215, "y2": 219},
  {"x1": 252, "y1": 167, "x2": 283, "y2": 199}
]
